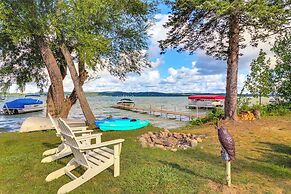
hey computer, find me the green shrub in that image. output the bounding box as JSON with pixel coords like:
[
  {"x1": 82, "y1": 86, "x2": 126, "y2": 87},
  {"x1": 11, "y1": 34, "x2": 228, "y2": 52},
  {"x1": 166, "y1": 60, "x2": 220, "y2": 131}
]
[
  {"x1": 261, "y1": 103, "x2": 291, "y2": 116},
  {"x1": 239, "y1": 102, "x2": 291, "y2": 117},
  {"x1": 191, "y1": 108, "x2": 224, "y2": 126},
  {"x1": 238, "y1": 97, "x2": 252, "y2": 112}
]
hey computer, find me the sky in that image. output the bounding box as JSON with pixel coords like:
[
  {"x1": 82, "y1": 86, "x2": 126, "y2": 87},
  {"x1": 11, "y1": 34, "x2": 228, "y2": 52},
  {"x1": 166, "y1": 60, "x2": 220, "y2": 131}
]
[{"x1": 9, "y1": 3, "x2": 276, "y2": 94}]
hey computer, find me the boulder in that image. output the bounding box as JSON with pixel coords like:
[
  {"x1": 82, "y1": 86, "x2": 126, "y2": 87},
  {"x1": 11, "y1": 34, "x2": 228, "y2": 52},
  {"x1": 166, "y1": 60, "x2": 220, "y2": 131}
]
[
  {"x1": 253, "y1": 109, "x2": 261, "y2": 119},
  {"x1": 196, "y1": 137, "x2": 202, "y2": 143},
  {"x1": 155, "y1": 144, "x2": 166, "y2": 150},
  {"x1": 190, "y1": 139, "x2": 198, "y2": 148},
  {"x1": 153, "y1": 138, "x2": 164, "y2": 145}
]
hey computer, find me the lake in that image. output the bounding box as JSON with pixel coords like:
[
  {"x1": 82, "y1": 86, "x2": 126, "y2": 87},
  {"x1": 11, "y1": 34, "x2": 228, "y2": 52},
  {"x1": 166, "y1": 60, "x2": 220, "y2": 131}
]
[{"x1": 0, "y1": 95, "x2": 209, "y2": 132}]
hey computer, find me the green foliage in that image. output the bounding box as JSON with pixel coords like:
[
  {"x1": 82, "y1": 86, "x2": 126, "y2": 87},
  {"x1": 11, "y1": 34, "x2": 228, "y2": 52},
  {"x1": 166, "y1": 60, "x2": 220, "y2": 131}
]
[
  {"x1": 271, "y1": 35, "x2": 291, "y2": 102},
  {"x1": 238, "y1": 101, "x2": 291, "y2": 117},
  {"x1": 160, "y1": 0, "x2": 290, "y2": 59},
  {"x1": 244, "y1": 49, "x2": 273, "y2": 104},
  {"x1": 0, "y1": 0, "x2": 154, "y2": 91},
  {"x1": 260, "y1": 103, "x2": 291, "y2": 116},
  {"x1": 191, "y1": 108, "x2": 224, "y2": 126}
]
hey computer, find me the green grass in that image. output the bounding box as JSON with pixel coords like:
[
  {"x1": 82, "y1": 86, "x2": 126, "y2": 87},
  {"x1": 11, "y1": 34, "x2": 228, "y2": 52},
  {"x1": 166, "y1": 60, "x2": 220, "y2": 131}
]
[{"x1": 0, "y1": 119, "x2": 290, "y2": 194}]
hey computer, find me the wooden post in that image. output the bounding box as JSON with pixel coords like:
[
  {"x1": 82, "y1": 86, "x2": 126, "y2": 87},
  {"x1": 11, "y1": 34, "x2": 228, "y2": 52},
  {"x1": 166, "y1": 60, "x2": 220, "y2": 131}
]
[{"x1": 226, "y1": 161, "x2": 231, "y2": 186}]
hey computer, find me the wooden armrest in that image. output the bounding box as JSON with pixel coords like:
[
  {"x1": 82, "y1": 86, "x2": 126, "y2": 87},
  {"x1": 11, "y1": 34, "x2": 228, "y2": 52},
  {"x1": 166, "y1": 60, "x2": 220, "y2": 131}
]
[
  {"x1": 76, "y1": 133, "x2": 102, "y2": 141},
  {"x1": 71, "y1": 127, "x2": 87, "y2": 131},
  {"x1": 80, "y1": 139, "x2": 124, "y2": 150},
  {"x1": 73, "y1": 130, "x2": 94, "y2": 134}
]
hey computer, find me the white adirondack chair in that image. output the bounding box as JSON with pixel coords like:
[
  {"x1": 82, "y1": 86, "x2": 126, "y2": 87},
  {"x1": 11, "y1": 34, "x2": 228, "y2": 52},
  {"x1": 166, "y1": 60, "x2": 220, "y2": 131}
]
[
  {"x1": 41, "y1": 114, "x2": 96, "y2": 163},
  {"x1": 46, "y1": 118, "x2": 124, "y2": 194}
]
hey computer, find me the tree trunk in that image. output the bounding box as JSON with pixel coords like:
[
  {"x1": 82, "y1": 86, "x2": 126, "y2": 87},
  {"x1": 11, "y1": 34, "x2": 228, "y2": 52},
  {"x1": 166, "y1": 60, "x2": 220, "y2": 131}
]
[
  {"x1": 60, "y1": 43, "x2": 96, "y2": 125},
  {"x1": 36, "y1": 37, "x2": 65, "y2": 117},
  {"x1": 60, "y1": 68, "x2": 89, "y2": 118},
  {"x1": 225, "y1": 12, "x2": 240, "y2": 120}
]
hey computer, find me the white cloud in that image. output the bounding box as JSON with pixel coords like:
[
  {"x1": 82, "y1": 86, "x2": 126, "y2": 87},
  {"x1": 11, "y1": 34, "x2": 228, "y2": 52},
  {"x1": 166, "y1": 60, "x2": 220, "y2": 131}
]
[
  {"x1": 6, "y1": 13, "x2": 278, "y2": 94},
  {"x1": 148, "y1": 14, "x2": 170, "y2": 57}
]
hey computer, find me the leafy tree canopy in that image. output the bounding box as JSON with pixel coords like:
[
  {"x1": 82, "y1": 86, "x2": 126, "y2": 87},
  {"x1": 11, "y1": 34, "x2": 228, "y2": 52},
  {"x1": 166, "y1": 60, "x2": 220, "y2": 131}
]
[
  {"x1": 272, "y1": 34, "x2": 291, "y2": 102},
  {"x1": 160, "y1": 0, "x2": 290, "y2": 59},
  {"x1": 244, "y1": 49, "x2": 272, "y2": 104},
  {"x1": 0, "y1": 0, "x2": 155, "y2": 91}
]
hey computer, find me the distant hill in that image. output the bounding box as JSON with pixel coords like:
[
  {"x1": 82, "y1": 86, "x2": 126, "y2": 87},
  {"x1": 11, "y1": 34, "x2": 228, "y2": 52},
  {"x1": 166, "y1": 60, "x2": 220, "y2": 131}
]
[{"x1": 96, "y1": 91, "x2": 226, "y2": 97}]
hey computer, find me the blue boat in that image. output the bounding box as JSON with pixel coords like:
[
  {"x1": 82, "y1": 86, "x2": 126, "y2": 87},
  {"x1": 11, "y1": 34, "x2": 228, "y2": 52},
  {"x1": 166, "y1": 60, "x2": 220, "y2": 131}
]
[
  {"x1": 2, "y1": 98, "x2": 44, "y2": 114},
  {"x1": 95, "y1": 118, "x2": 149, "y2": 131}
]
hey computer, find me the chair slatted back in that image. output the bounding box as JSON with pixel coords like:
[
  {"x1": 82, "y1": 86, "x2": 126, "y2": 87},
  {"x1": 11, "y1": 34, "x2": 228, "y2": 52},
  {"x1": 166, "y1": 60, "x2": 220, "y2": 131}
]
[
  {"x1": 48, "y1": 113, "x2": 61, "y2": 133},
  {"x1": 57, "y1": 118, "x2": 89, "y2": 168},
  {"x1": 48, "y1": 113, "x2": 64, "y2": 140}
]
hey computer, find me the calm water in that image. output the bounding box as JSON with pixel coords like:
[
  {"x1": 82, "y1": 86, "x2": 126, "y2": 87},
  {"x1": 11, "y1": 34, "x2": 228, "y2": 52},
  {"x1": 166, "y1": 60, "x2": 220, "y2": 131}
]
[{"x1": 0, "y1": 95, "x2": 207, "y2": 132}]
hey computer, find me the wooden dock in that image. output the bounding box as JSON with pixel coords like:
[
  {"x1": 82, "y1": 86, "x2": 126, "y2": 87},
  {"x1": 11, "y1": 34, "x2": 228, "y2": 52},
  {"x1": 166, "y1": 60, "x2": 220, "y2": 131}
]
[{"x1": 111, "y1": 105, "x2": 204, "y2": 121}]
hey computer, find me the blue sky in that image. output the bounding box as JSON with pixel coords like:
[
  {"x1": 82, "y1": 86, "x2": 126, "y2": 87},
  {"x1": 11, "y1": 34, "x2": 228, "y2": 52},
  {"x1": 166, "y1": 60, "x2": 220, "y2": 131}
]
[{"x1": 11, "y1": 3, "x2": 275, "y2": 94}]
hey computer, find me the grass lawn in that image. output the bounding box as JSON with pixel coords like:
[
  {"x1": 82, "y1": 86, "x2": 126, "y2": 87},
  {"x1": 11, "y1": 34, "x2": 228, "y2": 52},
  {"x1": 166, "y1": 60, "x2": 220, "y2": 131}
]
[{"x1": 0, "y1": 115, "x2": 290, "y2": 194}]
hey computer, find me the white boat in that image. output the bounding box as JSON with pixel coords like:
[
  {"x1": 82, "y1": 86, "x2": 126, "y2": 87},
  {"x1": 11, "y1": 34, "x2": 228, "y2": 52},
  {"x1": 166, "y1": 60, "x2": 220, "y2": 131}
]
[
  {"x1": 187, "y1": 95, "x2": 225, "y2": 109},
  {"x1": 0, "y1": 94, "x2": 6, "y2": 101},
  {"x1": 117, "y1": 98, "x2": 135, "y2": 107},
  {"x1": 2, "y1": 95, "x2": 44, "y2": 114}
]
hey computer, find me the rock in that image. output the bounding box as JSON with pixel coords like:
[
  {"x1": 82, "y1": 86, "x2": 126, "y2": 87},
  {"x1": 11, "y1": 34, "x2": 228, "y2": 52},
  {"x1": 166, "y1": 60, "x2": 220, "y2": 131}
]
[
  {"x1": 148, "y1": 132, "x2": 154, "y2": 137},
  {"x1": 171, "y1": 148, "x2": 177, "y2": 152},
  {"x1": 155, "y1": 144, "x2": 166, "y2": 149},
  {"x1": 196, "y1": 137, "x2": 202, "y2": 143},
  {"x1": 148, "y1": 143, "x2": 154, "y2": 148},
  {"x1": 141, "y1": 142, "x2": 148, "y2": 148},
  {"x1": 143, "y1": 133, "x2": 150, "y2": 138},
  {"x1": 153, "y1": 138, "x2": 164, "y2": 145},
  {"x1": 139, "y1": 137, "x2": 146, "y2": 143},
  {"x1": 185, "y1": 137, "x2": 191, "y2": 142},
  {"x1": 168, "y1": 137, "x2": 178, "y2": 145},
  {"x1": 190, "y1": 139, "x2": 198, "y2": 148},
  {"x1": 164, "y1": 129, "x2": 170, "y2": 133},
  {"x1": 173, "y1": 133, "x2": 182, "y2": 139},
  {"x1": 191, "y1": 134, "x2": 197, "y2": 139},
  {"x1": 160, "y1": 131, "x2": 168, "y2": 138},
  {"x1": 253, "y1": 109, "x2": 261, "y2": 119}
]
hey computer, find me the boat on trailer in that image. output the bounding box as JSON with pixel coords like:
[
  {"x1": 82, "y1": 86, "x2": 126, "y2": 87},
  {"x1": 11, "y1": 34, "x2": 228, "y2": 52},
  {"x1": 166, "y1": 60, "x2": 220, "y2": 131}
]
[
  {"x1": 186, "y1": 95, "x2": 225, "y2": 109},
  {"x1": 2, "y1": 95, "x2": 44, "y2": 114}
]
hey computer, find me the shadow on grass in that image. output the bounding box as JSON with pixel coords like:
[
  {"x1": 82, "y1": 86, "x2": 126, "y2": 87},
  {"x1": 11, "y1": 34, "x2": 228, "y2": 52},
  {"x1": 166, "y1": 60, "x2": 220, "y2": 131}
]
[
  {"x1": 247, "y1": 142, "x2": 291, "y2": 168},
  {"x1": 158, "y1": 160, "x2": 223, "y2": 184},
  {"x1": 42, "y1": 142, "x2": 60, "y2": 149},
  {"x1": 258, "y1": 142, "x2": 291, "y2": 155},
  {"x1": 177, "y1": 148, "x2": 291, "y2": 180}
]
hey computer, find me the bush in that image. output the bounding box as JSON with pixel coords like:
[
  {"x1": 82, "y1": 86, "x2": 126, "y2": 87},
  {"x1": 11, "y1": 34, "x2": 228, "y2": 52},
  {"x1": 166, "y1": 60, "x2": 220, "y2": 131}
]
[
  {"x1": 239, "y1": 102, "x2": 291, "y2": 117},
  {"x1": 238, "y1": 97, "x2": 252, "y2": 112},
  {"x1": 191, "y1": 108, "x2": 224, "y2": 126},
  {"x1": 261, "y1": 103, "x2": 291, "y2": 116}
]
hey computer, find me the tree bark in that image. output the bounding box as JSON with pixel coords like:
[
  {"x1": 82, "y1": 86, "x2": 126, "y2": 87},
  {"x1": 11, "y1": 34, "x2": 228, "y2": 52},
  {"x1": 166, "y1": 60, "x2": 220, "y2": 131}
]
[
  {"x1": 225, "y1": 11, "x2": 240, "y2": 120},
  {"x1": 60, "y1": 68, "x2": 89, "y2": 118},
  {"x1": 60, "y1": 43, "x2": 96, "y2": 125},
  {"x1": 36, "y1": 37, "x2": 65, "y2": 117}
]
